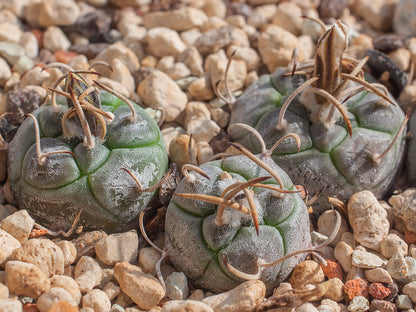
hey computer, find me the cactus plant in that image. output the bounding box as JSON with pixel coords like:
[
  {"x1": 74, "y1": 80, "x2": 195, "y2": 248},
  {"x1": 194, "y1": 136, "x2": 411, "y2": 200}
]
[
  {"x1": 7, "y1": 70, "x2": 168, "y2": 233},
  {"x1": 164, "y1": 143, "x2": 312, "y2": 294},
  {"x1": 229, "y1": 21, "x2": 407, "y2": 212}
]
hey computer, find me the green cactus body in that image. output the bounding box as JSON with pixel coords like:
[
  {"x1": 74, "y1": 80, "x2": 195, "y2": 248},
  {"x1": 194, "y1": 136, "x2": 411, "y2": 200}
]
[
  {"x1": 406, "y1": 112, "x2": 416, "y2": 184},
  {"x1": 229, "y1": 23, "x2": 406, "y2": 211},
  {"x1": 165, "y1": 154, "x2": 311, "y2": 294},
  {"x1": 8, "y1": 91, "x2": 168, "y2": 233}
]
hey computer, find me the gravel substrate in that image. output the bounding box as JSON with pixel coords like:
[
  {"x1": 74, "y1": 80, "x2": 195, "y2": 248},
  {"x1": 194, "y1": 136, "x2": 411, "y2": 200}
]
[{"x1": 1, "y1": 0, "x2": 416, "y2": 311}]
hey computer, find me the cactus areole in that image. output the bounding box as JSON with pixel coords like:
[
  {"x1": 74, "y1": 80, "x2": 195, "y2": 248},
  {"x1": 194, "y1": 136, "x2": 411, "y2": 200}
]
[
  {"x1": 8, "y1": 72, "x2": 168, "y2": 233},
  {"x1": 229, "y1": 21, "x2": 406, "y2": 211},
  {"x1": 165, "y1": 153, "x2": 311, "y2": 294}
]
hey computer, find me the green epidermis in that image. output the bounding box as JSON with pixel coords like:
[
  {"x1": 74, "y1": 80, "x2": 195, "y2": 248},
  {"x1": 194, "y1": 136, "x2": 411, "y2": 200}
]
[
  {"x1": 8, "y1": 91, "x2": 168, "y2": 230},
  {"x1": 167, "y1": 155, "x2": 310, "y2": 292}
]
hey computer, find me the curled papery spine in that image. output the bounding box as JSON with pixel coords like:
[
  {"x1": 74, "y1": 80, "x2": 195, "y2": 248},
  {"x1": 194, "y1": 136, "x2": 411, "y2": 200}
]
[
  {"x1": 213, "y1": 50, "x2": 237, "y2": 107},
  {"x1": 34, "y1": 210, "x2": 83, "y2": 237},
  {"x1": 223, "y1": 209, "x2": 342, "y2": 280},
  {"x1": 228, "y1": 123, "x2": 267, "y2": 154},
  {"x1": 229, "y1": 142, "x2": 285, "y2": 190},
  {"x1": 93, "y1": 80, "x2": 137, "y2": 122},
  {"x1": 25, "y1": 113, "x2": 76, "y2": 165},
  {"x1": 139, "y1": 209, "x2": 166, "y2": 291},
  {"x1": 122, "y1": 167, "x2": 173, "y2": 193},
  {"x1": 370, "y1": 108, "x2": 410, "y2": 164},
  {"x1": 182, "y1": 164, "x2": 211, "y2": 182}
]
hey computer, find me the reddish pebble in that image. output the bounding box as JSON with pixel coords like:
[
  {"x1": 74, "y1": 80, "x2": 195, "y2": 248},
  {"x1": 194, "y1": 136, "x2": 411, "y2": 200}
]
[
  {"x1": 29, "y1": 229, "x2": 48, "y2": 238},
  {"x1": 31, "y1": 29, "x2": 44, "y2": 49},
  {"x1": 321, "y1": 259, "x2": 343, "y2": 280},
  {"x1": 369, "y1": 283, "x2": 391, "y2": 300},
  {"x1": 343, "y1": 278, "x2": 369, "y2": 300},
  {"x1": 54, "y1": 50, "x2": 78, "y2": 64},
  {"x1": 405, "y1": 229, "x2": 416, "y2": 244},
  {"x1": 23, "y1": 303, "x2": 38, "y2": 312}
]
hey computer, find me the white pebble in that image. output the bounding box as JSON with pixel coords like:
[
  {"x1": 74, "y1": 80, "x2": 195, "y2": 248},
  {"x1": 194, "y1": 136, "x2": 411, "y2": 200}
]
[
  {"x1": 165, "y1": 272, "x2": 189, "y2": 300},
  {"x1": 82, "y1": 289, "x2": 112, "y2": 312},
  {"x1": 95, "y1": 230, "x2": 139, "y2": 266},
  {"x1": 75, "y1": 256, "x2": 103, "y2": 293}
]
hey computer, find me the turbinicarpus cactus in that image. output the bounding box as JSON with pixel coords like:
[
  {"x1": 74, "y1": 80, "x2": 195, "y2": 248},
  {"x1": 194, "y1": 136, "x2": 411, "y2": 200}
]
[
  {"x1": 228, "y1": 21, "x2": 408, "y2": 212},
  {"x1": 7, "y1": 64, "x2": 168, "y2": 233},
  {"x1": 164, "y1": 132, "x2": 338, "y2": 294}
]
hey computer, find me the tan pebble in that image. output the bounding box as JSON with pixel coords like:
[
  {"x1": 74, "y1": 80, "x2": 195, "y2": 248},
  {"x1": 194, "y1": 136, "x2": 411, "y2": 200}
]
[
  {"x1": 20, "y1": 31, "x2": 39, "y2": 58},
  {"x1": 138, "y1": 247, "x2": 162, "y2": 274},
  {"x1": 180, "y1": 29, "x2": 202, "y2": 47},
  {"x1": 103, "y1": 281, "x2": 120, "y2": 301},
  {"x1": 0, "y1": 298, "x2": 23, "y2": 312},
  {"x1": 19, "y1": 66, "x2": 49, "y2": 89},
  {"x1": 114, "y1": 261, "x2": 165, "y2": 310},
  {"x1": 297, "y1": 303, "x2": 319, "y2": 312},
  {"x1": 95, "y1": 230, "x2": 138, "y2": 266},
  {"x1": 334, "y1": 242, "x2": 353, "y2": 273},
  {"x1": 11, "y1": 238, "x2": 64, "y2": 277},
  {"x1": 288, "y1": 260, "x2": 325, "y2": 289},
  {"x1": 201, "y1": 16, "x2": 227, "y2": 32},
  {"x1": 347, "y1": 266, "x2": 364, "y2": 281},
  {"x1": 5, "y1": 260, "x2": 50, "y2": 298},
  {"x1": 188, "y1": 74, "x2": 215, "y2": 101},
  {"x1": 324, "y1": 278, "x2": 345, "y2": 302},
  {"x1": 351, "y1": 249, "x2": 386, "y2": 269},
  {"x1": 141, "y1": 55, "x2": 158, "y2": 68},
  {"x1": 74, "y1": 256, "x2": 103, "y2": 293},
  {"x1": 184, "y1": 101, "x2": 211, "y2": 128},
  {"x1": 258, "y1": 25, "x2": 302, "y2": 72},
  {"x1": 389, "y1": 48, "x2": 411, "y2": 71},
  {"x1": 82, "y1": 289, "x2": 111, "y2": 312},
  {"x1": 56, "y1": 240, "x2": 77, "y2": 267},
  {"x1": 37, "y1": 287, "x2": 77, "y2": 312},
  {"x1": 348, "y1": 191, "x2": 389, "y2": 251},
  {"x1": 50, "y1": 275, "x2": 82, "y2": 305},
  {"x1": 350, "y1": 0, "x2": 396, "y2": 31},
  {"x1": 146, "y1": 27, "x2": 186, "y2": 58},
  {"x1": 138, "y1": 70, "x2": 187, "y2": 122},
  {"x1": 321, "y1": 299, "x2": 341, "y2": 312},
  {"x1": 162, "y1": 300, "x2": 213, "y2": 312},
  {"x1": 0, "y1": 229, "x2": 20, "y2": 266},
  {"x1": 202, "y1": 280, "x2": 265, "y2": 312},
  {"x1": 196, "y1": 142, "x2": 214, "y2": 165},
  {"x1": 169, "y1": 134, "x2": 191, "y2": 170},
  {"x1": 49, "y1": 301, "x2": 79, "y2": 312},
  {"x1": 205, "y1": 49, "x2": 246, "y2": 93},
  {"x1": 115, "y1": 291, "x2": 134, "y2": 308},
  {"x1": 364, "y1": 268, "x2": 393, "y2": 284},
  {"x1": 110, "y1": 58, "x2": 135, "y2": 95},
  {"x1": 386, "y1": 252, "x2": 408, "y2": 280},
  {"x1": 188, "y1": 289, "x2": 205, "y2": 301},
  {"x1": 0, "y1": 209, "x2": 35, "y2": 244},
  {"x1": 43, "y1": 26, "x2": 71, "y2": 52},
  {"x1": 200, "y1": 0, "x2": 226, "y2": 19},
  {"x1": 0, "y1": 283, "x2": 8, "y2": 299},
  {"x1": 380, "y1": 233, "x2": 408, "y2": 258},
  {"x1": 92, "y1": 42, "x2": 140, "y2": 74},
  {"x1": 226, "y1": 15, "x2": 245, "y2": 28},
  {"x1": 195, "y1": 25, "x2": 249, "y2": 56},
  {"x1": 178, "y1": 47, "x2": 204, "y2": 76},
  {"x1": 144, "y1": 7, "x2": 208, "y2": 32},
  {"x1": 271, "y1": 1, "x2": 303, "y2": 35},
  {"x1": 187, "y1": 119, "x2": 220, "y2": 143},
  {"x1": 402, "y1": 281, "x2": 416, "y2": 302}
]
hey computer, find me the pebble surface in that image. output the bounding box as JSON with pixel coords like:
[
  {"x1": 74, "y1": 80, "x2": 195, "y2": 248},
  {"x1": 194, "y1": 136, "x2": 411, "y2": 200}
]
[{"x1": 0, "y1": 0, "x2": 416, "y2": 311}]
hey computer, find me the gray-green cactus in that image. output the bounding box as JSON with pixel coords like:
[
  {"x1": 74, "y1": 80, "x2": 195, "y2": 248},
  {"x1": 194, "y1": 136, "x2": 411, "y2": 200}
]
[
  {"x1": 406, "y1": 112, "x2": 416, "y2": 184},
  {"x1": 8, "y1": 72, "x2": 168, "y2": 233},
  {"x1": 229, "y1": 21, "x2": 406, "y2": 212},
  {"x1": 165, "y1": 150, "x2": 311, "y2": 294}
]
